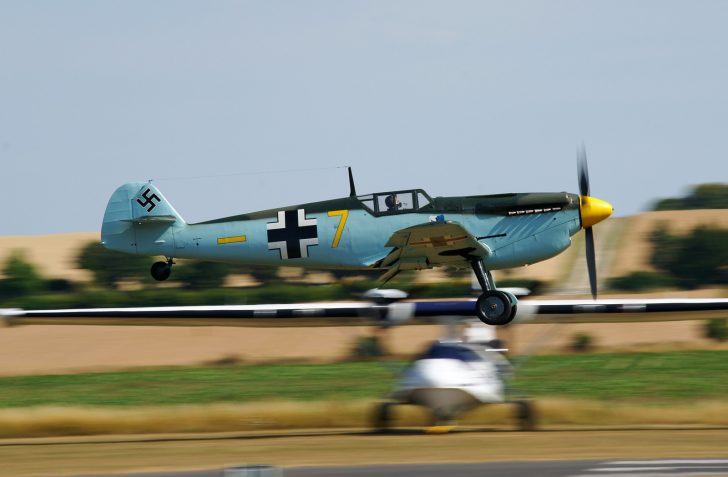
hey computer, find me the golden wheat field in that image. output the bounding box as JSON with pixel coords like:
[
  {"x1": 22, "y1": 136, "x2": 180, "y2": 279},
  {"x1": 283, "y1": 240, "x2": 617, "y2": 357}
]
[{"x1": 2, "y1": 398, "x2": 728, "y2": 439}]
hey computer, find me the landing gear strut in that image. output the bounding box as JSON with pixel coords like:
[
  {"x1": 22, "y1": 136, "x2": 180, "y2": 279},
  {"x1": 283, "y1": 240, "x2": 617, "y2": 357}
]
[
  {"x1": 471, "y1": 260, "x2": 517, "y2": 326},
  {"x1": 151, "y1": 258, "x2": 174, "y2": 281}
]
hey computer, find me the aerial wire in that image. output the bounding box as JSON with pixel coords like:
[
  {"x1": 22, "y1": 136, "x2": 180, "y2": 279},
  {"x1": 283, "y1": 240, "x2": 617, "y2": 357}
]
[{"x1": 152, "y1": 165, "x2": 349, "y2": 182}]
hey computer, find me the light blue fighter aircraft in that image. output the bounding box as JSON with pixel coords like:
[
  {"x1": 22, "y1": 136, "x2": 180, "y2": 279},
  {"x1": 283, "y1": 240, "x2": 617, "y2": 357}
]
[{"x1": 99, "y1": 151, "x2": 611, "y2": 326}]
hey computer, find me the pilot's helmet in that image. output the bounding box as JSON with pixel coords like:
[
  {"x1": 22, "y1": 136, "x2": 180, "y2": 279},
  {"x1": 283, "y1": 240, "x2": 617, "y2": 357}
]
[{"x1": 385, "y1": 194, "x2": 399, "y2": 209}]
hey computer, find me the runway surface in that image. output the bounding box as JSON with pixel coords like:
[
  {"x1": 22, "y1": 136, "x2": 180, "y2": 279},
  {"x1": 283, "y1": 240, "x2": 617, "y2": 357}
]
[
  {"x1": 4, "y1": 428, "x2": 727, "y2": 477},
  {"x1": 71, "y1": 459, "x2": 728, "y2": 477}
]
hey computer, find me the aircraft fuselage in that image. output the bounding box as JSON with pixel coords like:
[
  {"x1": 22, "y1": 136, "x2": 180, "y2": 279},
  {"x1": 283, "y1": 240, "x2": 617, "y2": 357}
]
[{"x1": 102, "y1": 182, "x2": 583, "y2": 272}]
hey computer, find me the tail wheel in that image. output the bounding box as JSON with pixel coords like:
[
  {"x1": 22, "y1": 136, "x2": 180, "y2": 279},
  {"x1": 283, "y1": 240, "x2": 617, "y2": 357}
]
[
  {"x1": 476, "y1": 290, "x2": 513, "y2": 326},
  {"x1": 150, "y1": 261, "x2": 172, "y2": 281}
]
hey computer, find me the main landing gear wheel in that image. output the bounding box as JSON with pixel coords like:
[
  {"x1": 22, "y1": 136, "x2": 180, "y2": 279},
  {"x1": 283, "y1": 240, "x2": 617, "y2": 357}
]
[
  {"x1": 470, "y1": 259, "x2": 517, "y2": 326},
  {"x1": 476, "y1": 290, "x2": 513, "y2": 326},
  {"x1": 150, "y1": 260, "x2": 172, "y2": 281}
]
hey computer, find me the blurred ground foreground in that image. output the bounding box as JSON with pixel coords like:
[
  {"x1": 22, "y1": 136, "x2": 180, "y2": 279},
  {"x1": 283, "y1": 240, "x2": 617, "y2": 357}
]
[
  {"x1": 1, "y1": 320, "x2": 728, "y2": 376},
  {"x1": 2, "y1": 429, "x2": 727, "y2": 477}
]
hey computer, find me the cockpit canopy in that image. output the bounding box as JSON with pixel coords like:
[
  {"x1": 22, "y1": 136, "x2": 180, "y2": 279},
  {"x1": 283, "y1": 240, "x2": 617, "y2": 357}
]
[{"x1": 357, "y1": 189, "x2": 432, "y2": 215}]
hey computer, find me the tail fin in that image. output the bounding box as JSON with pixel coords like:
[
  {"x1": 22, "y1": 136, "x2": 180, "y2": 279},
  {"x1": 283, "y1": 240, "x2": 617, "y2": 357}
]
[{"x1": 101, "y1": 182, "x2": 185, "y2": 255}]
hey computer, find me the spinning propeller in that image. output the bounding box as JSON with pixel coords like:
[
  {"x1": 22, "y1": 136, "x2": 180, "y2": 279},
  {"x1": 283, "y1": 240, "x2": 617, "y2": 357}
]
[{"x1": 577, "y1": 146, "x2": 613, "y2": 300}]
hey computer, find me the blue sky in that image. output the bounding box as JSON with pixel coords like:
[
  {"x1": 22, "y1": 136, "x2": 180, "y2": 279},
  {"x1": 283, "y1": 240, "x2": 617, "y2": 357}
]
[{"x1": 2, "y1": 1, "x2": 727, "y2": 234}]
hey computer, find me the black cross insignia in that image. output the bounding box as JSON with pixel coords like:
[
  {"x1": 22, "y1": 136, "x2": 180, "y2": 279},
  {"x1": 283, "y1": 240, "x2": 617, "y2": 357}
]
[
  {"x1": 267, "y1": 209, "x2": 318, "y2": 260},
  {"x1": 136, "y1": 188, "x2": 160, "y2": 212}
]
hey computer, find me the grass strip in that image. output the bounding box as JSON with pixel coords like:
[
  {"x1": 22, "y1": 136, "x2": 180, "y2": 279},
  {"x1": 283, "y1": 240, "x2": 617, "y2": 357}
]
[
  {"x1": 0, "y1": 362, "x2": 401, "y2": 408},
  {"x1": 511, "y1": 350, "x2": 728, "y2": 402},
  {"x1": 0, "y1": 351, "x2": 726, "y2": 408}
]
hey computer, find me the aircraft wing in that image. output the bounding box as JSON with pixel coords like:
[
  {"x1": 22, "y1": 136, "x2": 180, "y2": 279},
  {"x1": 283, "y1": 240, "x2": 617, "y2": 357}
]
[
  {"x1": 374, "y1": 221, "x2": 488, "y2": 281},
  {"x1": 0, "y1": 302, "x2": 381, "y2": 328},
  {"x1": 412, "y1": 297, "x2": 728, "y2": 324},
  {"x1": 3, "y1": 298, "x2": 728, "y2": 327}
]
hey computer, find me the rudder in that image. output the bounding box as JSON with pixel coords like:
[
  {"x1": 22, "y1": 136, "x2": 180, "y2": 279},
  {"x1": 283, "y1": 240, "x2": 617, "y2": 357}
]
[{"x1": 101, "y1": 182, "x2": 185, "y2": 255}]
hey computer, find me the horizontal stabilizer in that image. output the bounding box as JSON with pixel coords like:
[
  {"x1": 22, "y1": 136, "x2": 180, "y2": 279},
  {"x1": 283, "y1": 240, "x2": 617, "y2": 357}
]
[{"x1": 122, "y1": 215, "x2": 178, "y2": 224}]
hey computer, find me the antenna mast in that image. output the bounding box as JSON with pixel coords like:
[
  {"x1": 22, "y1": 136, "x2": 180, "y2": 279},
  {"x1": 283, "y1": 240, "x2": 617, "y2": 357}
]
[{"x1": 348, "y1": 167, "x2": 357, "y2": 197}]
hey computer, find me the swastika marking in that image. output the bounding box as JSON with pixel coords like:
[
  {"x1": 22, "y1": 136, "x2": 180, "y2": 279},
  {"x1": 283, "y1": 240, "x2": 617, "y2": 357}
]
[{"x1": 136, "y1": 188, "x2": 160, "y2": 212}]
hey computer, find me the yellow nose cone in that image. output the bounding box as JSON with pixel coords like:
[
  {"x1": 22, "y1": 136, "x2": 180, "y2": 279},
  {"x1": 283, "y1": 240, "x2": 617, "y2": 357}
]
[{"x1": 580, "y1": 196, "x2": 613, "y2": 228}]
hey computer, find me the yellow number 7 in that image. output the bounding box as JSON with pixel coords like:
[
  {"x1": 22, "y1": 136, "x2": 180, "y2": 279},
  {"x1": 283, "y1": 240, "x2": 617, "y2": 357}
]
[{"x1": 327, "y1": 210, "x2": 349, "y2": 248}]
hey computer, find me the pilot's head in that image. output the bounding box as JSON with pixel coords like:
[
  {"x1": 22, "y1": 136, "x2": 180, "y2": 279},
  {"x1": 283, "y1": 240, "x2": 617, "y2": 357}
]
[{"x1": 385, "y1": 194, "x2": 400, "y2": 210}]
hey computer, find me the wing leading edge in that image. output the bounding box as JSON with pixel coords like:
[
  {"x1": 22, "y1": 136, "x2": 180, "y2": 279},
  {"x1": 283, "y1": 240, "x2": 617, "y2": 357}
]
[{"x1": 4, "y1": 298, "x2": 728, "y2": 327}]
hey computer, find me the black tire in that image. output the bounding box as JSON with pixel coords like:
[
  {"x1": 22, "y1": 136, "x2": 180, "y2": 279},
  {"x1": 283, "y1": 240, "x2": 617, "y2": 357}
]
[
  {"x1": 475, "y1": 290, "x2": 513, "y2": 326},
  {"x1": 372, "y1": 402, "x2": 394, "y2": 432},
  {"x1": 509, "y1": 304, "x2": 518, "y2": 322},
  {"x1": 514, "y1": 400, "x2": 536, "y2": 431},
  {"x1": 502, "y1": 290, "x2": 518, "y2": 323},
  {"x1": 430, "y1": 409, "x2": 454, "y2": 427},
  {"x1": 150, "y1": 261, "x2": 171, "y2": 281}
]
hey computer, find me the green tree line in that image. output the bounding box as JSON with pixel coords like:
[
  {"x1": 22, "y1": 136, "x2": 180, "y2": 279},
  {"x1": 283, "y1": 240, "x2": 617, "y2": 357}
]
[
  {"x1": 609, "y1": 224, "x2": 728, "y2": 291},
  {"x1": 653, "y1": 183, "x2": 728, "y2": 211}
]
